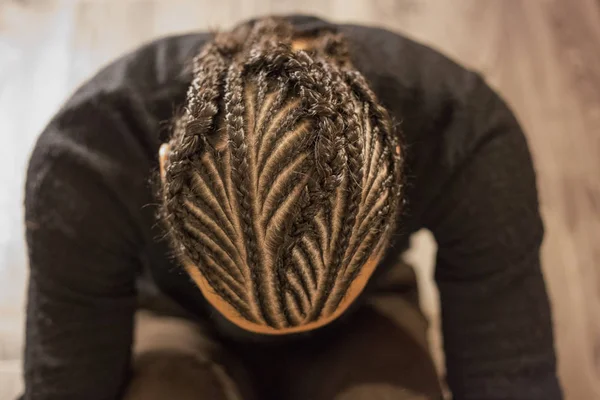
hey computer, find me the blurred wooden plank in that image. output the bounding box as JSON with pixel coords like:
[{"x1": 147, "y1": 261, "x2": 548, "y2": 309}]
[{"x1": 0, "y1": 360, "x2": 22, "y2": 400}]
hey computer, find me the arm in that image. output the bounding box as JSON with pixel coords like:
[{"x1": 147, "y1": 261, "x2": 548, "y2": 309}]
[
  {"x1": 23, "y1": 104, "x2": 145, "y2": 400},
  {"x1": 343, "y1": 26, "x2": 562, "y2": 398},
  {"x1": 22, "y1": 33, "x2": 209, "y2": 399},
  {"x1": 423, "y1": 77, "x2": 562, "y2": 399}
]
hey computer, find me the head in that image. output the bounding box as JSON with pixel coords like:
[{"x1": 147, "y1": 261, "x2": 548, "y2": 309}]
[{"x1": 159, "y1": 18, "x2": 403, "y2": 335}]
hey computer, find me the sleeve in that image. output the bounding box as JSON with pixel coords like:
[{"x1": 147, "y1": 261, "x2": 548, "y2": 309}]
[
  {"x1": 22, "y1": 106, "x2": 144, "y2": 400},
  {"x1": 422, "y1": 77, "x2": 563, "y2": 399},
  {"x1": 20, "y1": 32, "x2": 210, "y2": 399}
]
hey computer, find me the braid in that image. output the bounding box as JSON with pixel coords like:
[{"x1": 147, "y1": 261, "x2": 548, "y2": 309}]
[
  {"x1": 224, "y1": 63, "x2": 278, "y2": 326},
  {"x1": 160, "y1": 17, "x2": 404, "y2": 333},
  {"x1": 161, "y1": 40, "x2": 226, "y2": 262}
]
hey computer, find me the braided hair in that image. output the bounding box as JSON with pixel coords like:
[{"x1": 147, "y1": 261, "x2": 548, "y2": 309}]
[{"x1": 160, "y1": 17, "x2": 403, "y2": 334}]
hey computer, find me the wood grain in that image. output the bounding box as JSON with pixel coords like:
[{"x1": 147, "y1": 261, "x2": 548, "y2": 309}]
[{"x1": 1, "y1": 1, "x2": 598, "y2": 399}]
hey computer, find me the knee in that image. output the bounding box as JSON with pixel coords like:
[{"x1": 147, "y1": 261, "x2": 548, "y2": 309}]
[{"x1": 123, "y1": 351, "x2": 237, "y2": 400}]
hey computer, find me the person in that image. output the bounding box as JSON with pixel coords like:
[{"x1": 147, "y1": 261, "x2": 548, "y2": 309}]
[{"x1": 21, "y1": 16, "x2": 562, "y2": 400}]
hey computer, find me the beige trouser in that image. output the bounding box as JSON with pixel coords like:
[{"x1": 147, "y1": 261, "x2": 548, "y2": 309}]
[{"x1": 124, "y1": 262, "x2": 443, "y2": 400}]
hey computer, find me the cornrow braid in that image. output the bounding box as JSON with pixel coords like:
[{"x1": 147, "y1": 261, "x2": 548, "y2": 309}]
[{"x1": 160, "y1": 17, "x2": 403, "y2": 334}]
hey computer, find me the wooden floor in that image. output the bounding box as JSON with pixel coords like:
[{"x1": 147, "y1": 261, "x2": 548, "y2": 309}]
[{"x1": 1, "y1": 1, "x2": 599, "y2": 399}]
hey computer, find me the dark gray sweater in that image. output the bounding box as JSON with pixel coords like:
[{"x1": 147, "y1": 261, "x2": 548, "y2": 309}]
[{"x1": 22, "y1": 16, "x2": 562, "y2": 400}]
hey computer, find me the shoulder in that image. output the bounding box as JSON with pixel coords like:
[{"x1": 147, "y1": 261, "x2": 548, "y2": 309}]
[
  {"x1": 65, "y1": 33, "x2": 210, "y2": 110},
  {"x1": 27, "y1": 32, "x2": 209, "y2": 184},
  {"x1": 339, "y1": 23, "x2": 496, "y2": 167},
  {"x1": 340, "y1": 23, "x2": 485, "y2": 139},
  {"x1": 25, "y1": 34, "x2": 210, "y2": 235},
  {"x1": 339, "y1": 24, "x2": 532, "y2": 230}
]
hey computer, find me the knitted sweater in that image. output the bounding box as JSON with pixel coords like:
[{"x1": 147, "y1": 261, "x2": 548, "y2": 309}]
[{"x1": 22, "y1": 16, "x2": 562, "y2": 400}]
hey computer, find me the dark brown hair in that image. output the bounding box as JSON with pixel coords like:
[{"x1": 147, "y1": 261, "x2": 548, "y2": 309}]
[{"x1": 160, "y1": 17, "x2": 403, "y2": 333}]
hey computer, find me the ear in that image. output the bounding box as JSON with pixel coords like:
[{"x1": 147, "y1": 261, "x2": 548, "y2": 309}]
[{"x1": 159, "y1": 143, "x2": 171, "y2": 183}]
